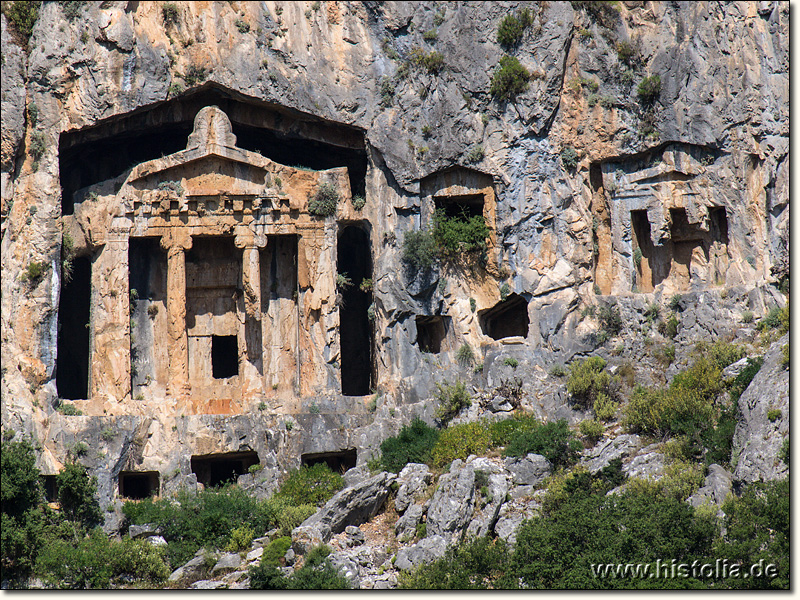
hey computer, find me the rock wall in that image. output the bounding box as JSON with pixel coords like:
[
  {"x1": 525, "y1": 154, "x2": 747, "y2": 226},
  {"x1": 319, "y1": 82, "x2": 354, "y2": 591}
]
[{"x1": 0, "y1": 1, "x2": 789, "y2": 514}]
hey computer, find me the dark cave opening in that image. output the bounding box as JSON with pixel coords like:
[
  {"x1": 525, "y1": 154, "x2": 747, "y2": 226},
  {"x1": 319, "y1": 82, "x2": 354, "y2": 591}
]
[
  {"x1": 191, "y1": 451, "x2": 259, "y2": 488},
  {"x1": 56, "y1": 255, "x2": 91, "y2": 400},
  {"x1": 211, "y1": 335, "x2": 239, "y2": 379},
  {"x1": 433, "y1": 194, "x2": 484, "y2": 220},
  {"x1": 301, "y1": 449, "x2": 358, "y2": 474},
  {"x1": 416, "y1": 315, "x2": 451, "y2": 353},
  {"x1": 118, "y1": 471, "x2": 160, "y2": 500},
  {"x1": 338, "y1": 224, "x2": 373, "y2": 396},
  {"x1": 41, "y1": 475, "x2": 58, "y2": 503},
  {"x1": 479, "y1": 293, "x2": 530, "y2": 340},
  {"x1": 59, "y1": 86, "x2": 367, "y2": 214}
]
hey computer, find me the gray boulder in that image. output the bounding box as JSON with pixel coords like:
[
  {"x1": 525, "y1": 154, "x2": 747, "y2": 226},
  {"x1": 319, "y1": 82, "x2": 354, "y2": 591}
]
[
  {"x1": 426, "y1": 462, "x2": 476, "y2": 542},
  {"x1": 623, "y1": 444, "x2": 666, "y2": 480},
  {"x1": 504, "y1": 453, "x2": 552, "y2": 486},
  {"x1": 345, "y1": 525, "x2": 365, "y2": 547},
  {"x1": 395, "y1": 463, "x2": 432, "y2": 513},
  {"x1": 168, "y1": 554, "x2": 208, "y2": 583},
  {"x1": 395, "y1": 504, "x2": 425, "y2": 542},
  {"x1": 466, "y1": 471, "x2": 510, "y2": 538},
  {"x1": 393, "y1": 535, "x2": 448, "y2": 571},
  {"x1": 211, "y1": 552, "x2": 242, "y2": 576},
  {"x1": 582, "y1": 434, "x2": 641, "y2": 474},
  {"x1": 688, "y1": 464, "x2": 733, "y2": 509},
  {"x1": 721, "y1": 357, "x2": 752, "y2": 380},
  {"x1": 128, "y1": 523, "x2": 159, "y2": 539},
  {"x1": 292, "y1": 471, "x2": 396, "y2": 553},
  {"x1": 732, "y1": 335, "x2": 789, "y2": 483}
]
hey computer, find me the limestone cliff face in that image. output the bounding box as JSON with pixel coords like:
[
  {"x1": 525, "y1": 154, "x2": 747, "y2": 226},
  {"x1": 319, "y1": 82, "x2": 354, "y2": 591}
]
[{"x1": 0, "y1": 2, "x2": 789, "y2": 508}]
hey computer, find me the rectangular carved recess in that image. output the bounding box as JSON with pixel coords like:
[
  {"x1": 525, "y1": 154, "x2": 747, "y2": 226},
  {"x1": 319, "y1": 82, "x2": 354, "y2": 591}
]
[
  {"x1": 191, "y1": 451, "x2": 259, "y2": 488},
  {"x1": 129, "y1": 238, "x2": 167, "y2": 392},
  {"x1": 260, "y1": 235, "x2": 299, "y2": 391},
  {"x1": 118, "y1": 471, "x2": 160, "y2": 499},
  {"x1": 57, "y1": 256, "x2": 92, "y2": 400},
  {"x1": 416, "y1": 315, "x2": 452, "y2": 354},
  {"x1": 186, "y1": 237, "x2": 242, "y2": 382}
]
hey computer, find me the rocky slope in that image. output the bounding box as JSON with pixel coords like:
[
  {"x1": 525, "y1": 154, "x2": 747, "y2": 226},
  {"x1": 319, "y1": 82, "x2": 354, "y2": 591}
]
[{"x1": 0, "y1": 0, "x2": 789, "y2": 562}]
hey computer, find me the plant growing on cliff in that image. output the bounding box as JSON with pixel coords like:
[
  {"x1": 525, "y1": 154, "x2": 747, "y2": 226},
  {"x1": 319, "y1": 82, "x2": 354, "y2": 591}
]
[
  {"x1": 490, "y1": 55, "x2": 529, "y2": 101},
  {"x1": 59, "y1": 1, "x2": 86, "y2": 21},
  {"x1": 1, "y1": 0, "x2": 40, "y2": 41},
  {"x1": 409, "y1": 48, "x2": 444, "y2": 74},
  {"x1": 182, "y1": 65, "x2": 208, "y2": 87},
  {"x1": 162, "y1": 2, "x2": 179, "y2": 25},
  {"x1": 432, "y1": 208, "x2": 490, "y2": 260},
  {"x1": 308, "y1": 182, "x2": 339, "y2": 216},
  {"x1": 402, "y1": 229, "x2": 437, "y2": 270},
  {"x1": 21, "y1": 260, "x2": 48, "y2": 285},
  {"x1": 351, "y1": 194, "x2": 366, "y2": 211},
  {"x1": 30, "y1": 131, "x2": 47, "y2": 171},
  {"x1": 455, "y1": 343, "x2": 475, "y2": 368},
  {"x1": 435, "y1": 380, "x2": 471, "y2": 424},
  {"x1": 496, "y1": 8, "x2": 533, "y2": 48},
  {"x1": 637, "y1": 74, "x2": 661, "y2": 104},
  {"x1": 561, "y1": 146, "x2": 579, "y2": 171}
]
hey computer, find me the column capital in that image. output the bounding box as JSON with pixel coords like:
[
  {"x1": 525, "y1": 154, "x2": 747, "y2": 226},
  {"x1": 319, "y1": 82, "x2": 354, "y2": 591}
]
[
  {"x1": 160, "y1": 230, "x2": 193, "y2": 254},
  {"x1": 234, "y1": 228, "x2": 267, "y2": 249}
]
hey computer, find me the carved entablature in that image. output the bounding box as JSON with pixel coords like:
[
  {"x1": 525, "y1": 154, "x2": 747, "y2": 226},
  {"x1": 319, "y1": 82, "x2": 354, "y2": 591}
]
[{"x1": 106, "y1": 105, "x2": 349, "y2": 237}]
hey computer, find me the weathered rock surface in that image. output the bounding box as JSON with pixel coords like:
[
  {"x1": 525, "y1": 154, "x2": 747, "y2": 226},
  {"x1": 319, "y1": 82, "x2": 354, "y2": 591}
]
[
  {"x1": 688, "y1": 464, "x2": 733, "y2": 510},
  {"x1": 292, "y1": 471, "x2": 395, "y2": 553},
  {"x1": 393, "y1": 535, "x2": 448, "y2": 572},
  {"x1": 395, "y1": 504, "x2": 425, "y2": 543},
  {"x1": 582, "y1": 434, "x2": 642, "y2": 474},
  {"x1": 732, "y1": 335, "x2": 789, "y2": 483},
  {"x1": 425, "y1": 460, "x2": 476, "y2": 543},
  {"x1": 504, "y1": 453, "x2": 552, "y2": 486},
  {"x1": 394, "y1": 463, "x2": 432, "y2": 513}
]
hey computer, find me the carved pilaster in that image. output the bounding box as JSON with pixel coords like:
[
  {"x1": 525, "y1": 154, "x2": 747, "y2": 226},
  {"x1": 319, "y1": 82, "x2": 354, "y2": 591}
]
[{"x1": 160, "y1": 231, "x2": 193, "y2": 397}]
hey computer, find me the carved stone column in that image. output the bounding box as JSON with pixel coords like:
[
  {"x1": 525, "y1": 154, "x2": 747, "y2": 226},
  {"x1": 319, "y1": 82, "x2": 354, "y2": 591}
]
[
  {"x1": 235, "y1": 230, "x2": 266, "y2": 374},
  {"x1": 161, "y1": 231, "x2": 192, "y2": 397}
]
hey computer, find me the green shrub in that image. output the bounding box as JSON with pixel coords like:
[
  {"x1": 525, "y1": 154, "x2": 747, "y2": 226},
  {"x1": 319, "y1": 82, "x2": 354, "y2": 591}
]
[
  {"x1": 497, "y1": 13, "x2": 524, "y2": 47},
  {"x1": 379, "y1": 417, "x2": 440, "y2": 473},
  {"x1": 250, "y1": 544, "x2": 350, "y2": 590},
  {"x1": 503, "y1": 357, "x2": 519, "y2": 368},
  {"x1": 410, "y1": 47, "x2": 444, "y2": 73},
  {"x1": 703, "y1": 340, "x2": 746, "y2": 371},
  {"x1": 57, "y1": 464, "x2": 102, "y2": 530},
  {"x1": 570, "y1": 1, "x2": 620, "y2": 28},
  {"x1": 780, "y1": 343, "x2": 789, "y2": 369},
  {"x1": 597, "y1": 302, "x2": 622, "y2": 338},
  {"x1": 2, "y1": 1, "x2": 40, "y2": 40},
  {"x1": 778, "y1": 436, "x2": 789, "y2": 465},
  {"x1": 623, "y1": 375, "x2": 716, "y2": 438},
  {"x1": 466, "y1": 145, "x2": 485, "y2": 163},
  {"x1": 561, "y1": 146, "x2": 579, "y2": 170},
  {"x1": 430, "y1": 421, "x2": 491, "y2": 468},
  {"x1": 422, "y1": 28, "x2": 437, "y2": 41},
  {"x1": 402, "y1": 228, "x2": 437, "y2": 271},
  {"x1": 715, "y1": 480, "x2": 789, "y2": 589},
  {"x1": 182, "y1": 64, "x2": 208, "y2": 86},
  {"x1": 593, "y1": 392, "x2": 619, "y2": 421},
  {"x1": 435, "y1": 380, "x2": 471, "y2": 423},
  {"x1": 503, "y1": 475, "x2": 716, "y2": 589},
  {"x1": 351, "y1": 195, "x2": 366, "y2": 211},
  {"x1": 277, "y1": 504, "x2": 316, "y2": 536},
  {"x1": 637, "y1": 74, "x2": 661, "y2": 104},
  {"x1": 579, "y1": 419, "x2": 604, "y2": 441},
  {"x1": 59, "y1": 1, "x2": 85, "y2": 21},
  {"x1": 757, "y1": 305, "x2": 789, "y2": 335},
  {"x1": 499, "y1": 282, "x2": 511, "y2": 300},
  {"x1": 490, "y1": 55, "x2": 529, "y2": 101},
  {"x1": 35, "y1": 529, "x2": 169, "y2": 589},
  {"x1": 308, "y1": 182, "x2": 339, "y2": 216},
  {"x1": 615, "y1": 40, "x2": 638, "y2": 66},
  {"x1": 249, "y1": 537, "x2": 292, "y2": 588},
  {"x1": 275, "y1": 463, "x2": 343, "y2": 507},
  {"x1": 549, "y1": 364, "x2": 566, "y2": 378},
  {"x1": 399, "y1": 536, "x2": 509, "y2": 589},
  {"x1": 455, "y1": 343, "x2": 475, "y2": 367},
  {"x1": 225, "y1": 525, "x2": 254, "y2": 552},
  {"x1": 432, "y1": 208, "x2": 490, "y2": 259},
  {"x1": 234, "y1": 18, "x2": 250, "y2": 33},
  {"x1": 741, "y1": 310, "x2": 754, "y2": 324},
  {"x1": 504, "y1": 419, "x2": 581, "y2": 468},
  {"x1": 162, "y1": 2, "x2": 179, "y2": 25},
  {"x1": 566, "y1": 356, "x2": 611, "y2": 409},
  {"x1": 658, "y1": 313, "x2": 679, "y2": 338},
  {"x1": 668, "y1": 293, "x2": 683, "y2": 312},
  {"x1": 29, "y1": 131, "x2": 47, "y2": 170},
  {"x1": 488, "y1": 413, "x2": 540, "y2": 447},
  {"x1": 767, "y1": 408, "x2": 782, "y2": 423}
]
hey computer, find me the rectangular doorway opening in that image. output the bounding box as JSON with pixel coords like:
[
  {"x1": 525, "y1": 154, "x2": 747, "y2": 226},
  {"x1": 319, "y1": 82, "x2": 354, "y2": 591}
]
[
  {"x1": 433, "y1": 194, "x2": 484, "y2": 220},
  {"x1": 41, "y1": 475, "x2": 58, "y2": 503},
  {"x1": 416, "y1": 315, "x2": 451, "y2": 353},
  {"x1": 212, "y1": 335, "x2": 238, "y2": 379},
  {"x1": 479, "y1": 294, "x2": 529, "y2": 340},
  {"x1": 301, "y1": 449, "x2": 358, "y2": 474},
  {"x1": 191, "y1": 451, "x2": 259, "y2": 488},
  {"x1": 118, "y1": 471, "x2": 160, "y2": 499},
  {"x1": 338, "y1": 225, "x2": 374, "y2": 396},
  {"x1": 57, "y1": 255, "x2": 91, "y2": 399}
]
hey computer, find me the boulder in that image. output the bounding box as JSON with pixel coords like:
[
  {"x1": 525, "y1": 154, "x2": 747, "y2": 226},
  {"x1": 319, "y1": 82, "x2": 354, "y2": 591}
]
[
  {"x1": 128, "y1": 523, "x2": 159, "y2": 539},
  {"x1": 688, "y1": 464, "x2": 733, "y2": 509},
  {"x1": 394, "y1": 504, "x2": 424, "y2": 542},
  {"x1": 292, "y1": 471, "x2": 396, "y2": 554},
  {"x1": 168, "y1": 553, "x2": 208, "y2": 583},
  {"x1": 426, "y1": 463, "x2": 476, "y2": 542},
  {"x1": 211, "y1": 552, "x2": 242, "y2": 576},
  {"x1": 146, "y1": 535, "x2": 167, "y2": 547},
  {"x1": 732, "y1": 335, "x2": 789, "y2": 483},
  {"x1": 393, "y1": 535, "x2": 448, "y2": 571},
  {"x1": 623, "y1": 444, "x2": 666, "y2": 480},
  {"x1": 345, "y1": 525, "x2": 365, "y2": 547},
  {"x1": 394, "y1": 463, "x2": 432, "y2": 513},
  {"x1": 466, "y1": 471, "x2": 510, "y2": 538},
  {"x1": 504, "y1": 453, "x2": 551, "y2": 486},
  {"x1": 582, "y1": 434, "x2": 641, "y2": 474},
  {"x1": 721, "y1": 357, "x2": 751, "y2": 380}
]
